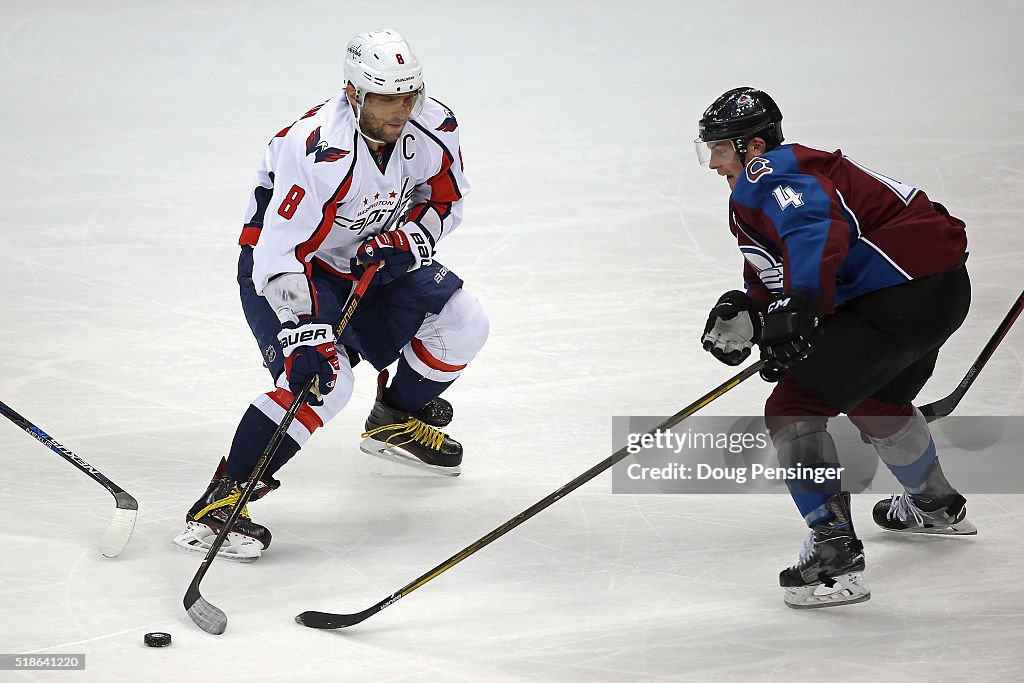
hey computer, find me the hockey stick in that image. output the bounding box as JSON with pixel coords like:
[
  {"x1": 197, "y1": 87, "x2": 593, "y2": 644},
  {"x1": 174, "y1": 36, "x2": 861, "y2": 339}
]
[
  {"x1": 296, "y1": 359, "x2": 766, "y2": 630},
  {"x1": 860, "y1": 288, "x2": 1024, "y2": 442},
  {"x1": 919, "y1": 288, "x2": 1023, "y2": 420},
  {"x1": 184, "y1": 263, "x2": 379, "y2": 635},
  {"x1": 0, "y1": 400, "x2": 138, "y2": 558}
]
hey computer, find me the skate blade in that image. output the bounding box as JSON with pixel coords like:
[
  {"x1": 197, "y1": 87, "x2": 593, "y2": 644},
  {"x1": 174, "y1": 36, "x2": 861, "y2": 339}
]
[
  {"x1": 784, "y1": 572, "x2": 871, "y2": 609},
  {"x1": 172, "y1": 523, "x2": 262, "y2": 562},
  {"x1": 360, "y1": 439, "x2": 461, "y2": 477},
  {"x1": 881, "y1": 519, "x2": 978, "y2": 536}
]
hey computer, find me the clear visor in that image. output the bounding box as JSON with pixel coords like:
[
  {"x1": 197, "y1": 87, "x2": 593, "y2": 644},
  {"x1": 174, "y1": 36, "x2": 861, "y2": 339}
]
[
  {"x1": 410, "y1": 87, "x2": 426, "y2": 119},
  {"x1": 358, "y1": 86, "x2": 426, "y2": 119},
  {"x1": 694, "y1": 138, "x2": 737, "y2": 167}
]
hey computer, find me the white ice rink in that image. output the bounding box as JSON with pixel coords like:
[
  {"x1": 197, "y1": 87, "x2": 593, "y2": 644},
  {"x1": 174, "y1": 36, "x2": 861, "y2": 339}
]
[{"x1": 2, "y1": 1, "x2": 1023, "y2": 680}]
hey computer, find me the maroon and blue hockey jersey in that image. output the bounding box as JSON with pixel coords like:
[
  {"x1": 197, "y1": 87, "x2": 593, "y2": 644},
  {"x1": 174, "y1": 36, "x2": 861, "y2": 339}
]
[{"x1": 729, "y1": 144, "x2": 967, "y2": 314}]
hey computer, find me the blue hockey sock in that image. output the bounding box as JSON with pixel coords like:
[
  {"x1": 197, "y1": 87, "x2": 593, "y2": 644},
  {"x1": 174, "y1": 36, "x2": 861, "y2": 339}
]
[
  {"x1": 785, "y1": 463, "x2": 843, "y2": 527},
  {"x1": 868, "y1": 410, "x2": 952, "y2": 495},
  {"x1": 384, "y1": 357, "x2": 453, "y2": 413},
  {"x1": 883, "y1": 438, "x2": 940, "y2": 494},
  {"x1": 225, "y1": 405, "x2": 301, "y2": 482}
]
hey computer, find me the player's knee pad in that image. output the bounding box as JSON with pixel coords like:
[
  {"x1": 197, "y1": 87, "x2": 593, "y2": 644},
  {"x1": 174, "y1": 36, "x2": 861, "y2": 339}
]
[
  {"x1": 404, "y1": 288, "x2": 489, "y2": 381},
  {"x1": 863, "y1": 407, "x2": 932, "y2": 468},
  {"x1": 254, "y1": 349, "x2": 354, "y2": 447},
  {"x1": 771, "y1": 419, "x2": 838, "y2": 468}
]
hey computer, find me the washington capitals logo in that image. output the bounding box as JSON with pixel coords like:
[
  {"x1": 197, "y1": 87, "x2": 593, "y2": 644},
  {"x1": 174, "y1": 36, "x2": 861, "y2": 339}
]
[
  {"x1": 435, "y1": 106, "x2": 458, "y2": 133},
  {"x1": 305, "y1": 127, "x2": 349, "y2": 163}
]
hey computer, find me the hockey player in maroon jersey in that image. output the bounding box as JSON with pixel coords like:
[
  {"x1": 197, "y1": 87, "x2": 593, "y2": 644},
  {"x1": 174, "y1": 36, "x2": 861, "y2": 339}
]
[
  {"x1": 695, "y1": 87, "x2": 976, "y2": 608},
  {"x1": 173, "y1": 30, "x2": 489, "y2": 561}
]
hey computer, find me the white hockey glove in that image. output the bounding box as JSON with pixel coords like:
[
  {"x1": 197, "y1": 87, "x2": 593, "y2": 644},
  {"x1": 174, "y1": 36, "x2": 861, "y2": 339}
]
[{"x1": 701, "y1": 290, "x2": 763, "y2": 366}]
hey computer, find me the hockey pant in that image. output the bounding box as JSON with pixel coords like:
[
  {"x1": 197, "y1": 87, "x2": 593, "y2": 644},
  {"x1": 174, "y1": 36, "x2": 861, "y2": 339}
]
[{"x1": 765, "y1": 263, "x2": 970, "y2": 524}]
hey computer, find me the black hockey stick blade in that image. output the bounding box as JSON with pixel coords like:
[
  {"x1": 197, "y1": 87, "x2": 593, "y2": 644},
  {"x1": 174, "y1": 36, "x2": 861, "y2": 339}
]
[
  {"x1": 920, "y1": 288, "x2": 1022, "y2": 418},
  {"x1": 296, "y1": 604, "x2": 382, "y2": 629},
  {"x1": 296, "y1": 360, "x2": 765, "y2": 630},
  {"x1": 0, "y1": 400, "x2": 138, "y2": 557}
]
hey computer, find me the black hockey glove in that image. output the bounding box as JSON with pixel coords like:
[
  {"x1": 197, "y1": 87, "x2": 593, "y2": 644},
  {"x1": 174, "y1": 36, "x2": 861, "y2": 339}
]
[
  {"x1": 760, "y1": 289, "x2": 819, "y2": 367},
  {"x1": 759, "y1": 349, "x2": 786, "y2": 383},
  {"x1": 277, "y1": 318, "x2": 341, "y2": 405},
  {"x1": 701, "y1": 290, "x2": 763, "y2": 366}
]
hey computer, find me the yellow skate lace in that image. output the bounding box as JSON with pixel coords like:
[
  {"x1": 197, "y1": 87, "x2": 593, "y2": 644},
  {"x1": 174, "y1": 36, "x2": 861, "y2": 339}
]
[
  {"x1": 195, "y1": 486, "x2": 253, "y2": 521},
  {"x1": 362, "y1": 417, "x2": 445, "y2": 451}
]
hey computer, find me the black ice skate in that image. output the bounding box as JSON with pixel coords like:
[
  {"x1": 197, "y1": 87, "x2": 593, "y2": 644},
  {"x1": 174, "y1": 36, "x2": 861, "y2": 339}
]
[
  {"x1": 779, "y1": 492, "x2": 871, "y2": 609},
  {"x1": 414, "y1": 395, "x2": 453, "y2": 428},
  {"x1": 172, "y1": 459, "x2": 272, "y2": 562},
  {"x1": 873, "y1": 492, "x2": 977, "y2": 535},
  {"x1": 360, "y1": 371, "x2": 462, "y2": 476}
]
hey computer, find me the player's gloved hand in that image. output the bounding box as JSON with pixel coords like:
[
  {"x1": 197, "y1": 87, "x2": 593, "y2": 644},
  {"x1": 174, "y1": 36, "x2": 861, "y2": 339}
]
[
  {"x1": 759, "y1": 350, "x2": 786, "y2": 383},
  {"x1": 350, "y1": 225, "x2": 433, "y2": 285},
  {"x1": 276, "y1": 318, "x2": 340, "y2": 406},
  {"x1": 701, "y1": 290, "x2": 763, "y2": 366},
  {"x1": 760, "y1": 289, "x2": 819, "y2": 367}
]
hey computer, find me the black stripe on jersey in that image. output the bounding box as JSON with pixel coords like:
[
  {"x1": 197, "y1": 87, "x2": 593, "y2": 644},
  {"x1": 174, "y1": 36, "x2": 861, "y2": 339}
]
[
  {"x1": 409, "y1": 119, "x2": 464, "y2": 206},
  {"x1": 247, "y1": 171, "x2": 276, "y2": 227}
]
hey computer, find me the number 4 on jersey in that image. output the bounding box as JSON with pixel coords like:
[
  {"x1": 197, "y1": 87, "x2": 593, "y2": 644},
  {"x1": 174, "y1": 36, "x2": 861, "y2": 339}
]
[{"x1": 772, "y1": 185, "x2": 804, "y2": 210}]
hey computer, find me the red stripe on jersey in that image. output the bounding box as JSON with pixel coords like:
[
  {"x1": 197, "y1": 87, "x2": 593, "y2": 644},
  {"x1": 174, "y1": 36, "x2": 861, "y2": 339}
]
[
  {"x1": 294, "y1": 169, "x2": 356, "y2": 270},
  {"x1": 267, "y1": 388, "x2": 324, "y2": 433},
  {"x1": 403, "y1": 144, "x2": 463, "y2": 229},
  {"x1": 426, "y1": 146, "x2": 461, "y2": 206},
  {"x1": 406, "y1": 204, "x2": 430, "y2": 224},
  {"x1": 411, "y1": 337, "x2": 466, "y2": 372},
  {"x1": 239, "y1": 225, "x2": 262, "y2": 246}
]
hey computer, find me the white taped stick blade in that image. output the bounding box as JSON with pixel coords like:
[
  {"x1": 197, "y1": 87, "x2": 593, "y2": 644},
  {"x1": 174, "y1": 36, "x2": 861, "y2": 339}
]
[
  {"x1": 187, "y1": 595, "x2": 227, "y2": 635},
  {"x1": 101, "y1": 495, "x2": 138, "y2": 558}
]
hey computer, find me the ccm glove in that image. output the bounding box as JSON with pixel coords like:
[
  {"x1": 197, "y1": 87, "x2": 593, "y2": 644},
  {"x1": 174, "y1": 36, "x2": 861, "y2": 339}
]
[
  {"x1": 701, "y1": 290, "x2": 763, "y2": 366},
  {"x1": 351, "y1": 225, "x2": 433, "y2": 285},
  {"x1": 277, "y1": 318, "x2": 341, "y2": 405},
  {"x1": 760, "y1": 289, "x2": 819, "y2": 366},
  {"x1": 758, "y1": 348, "x2": 787, "y2": 383}
]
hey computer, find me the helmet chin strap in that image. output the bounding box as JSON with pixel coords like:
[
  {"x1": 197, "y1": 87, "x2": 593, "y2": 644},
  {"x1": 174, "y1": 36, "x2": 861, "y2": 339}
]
[{"x1": 350, "y1": 93, "x2": 388, "y2": 146}]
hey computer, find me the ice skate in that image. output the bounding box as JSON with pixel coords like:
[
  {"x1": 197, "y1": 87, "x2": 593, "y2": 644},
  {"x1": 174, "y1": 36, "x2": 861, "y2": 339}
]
[
  {"x1": 172, "y1": 459, "x2": 272, "y2": 562},
  {"x1": 414, "y1": 395, "x2": 453, "y2": 427},
  {"x1": 360, "y1": 371, "x2": 462, "y2": 476},
  {"x1": 873, "y1": 491, "x2": 977, "y2": 535},
  {"x1": 779, "y1": 492, "x2": 871, "y2": 609}
]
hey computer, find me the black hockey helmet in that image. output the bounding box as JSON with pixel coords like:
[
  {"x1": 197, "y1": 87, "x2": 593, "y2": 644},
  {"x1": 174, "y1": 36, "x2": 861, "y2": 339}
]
[{"x1": 696, "y1": 87, "x2": 784, "y2": 163}]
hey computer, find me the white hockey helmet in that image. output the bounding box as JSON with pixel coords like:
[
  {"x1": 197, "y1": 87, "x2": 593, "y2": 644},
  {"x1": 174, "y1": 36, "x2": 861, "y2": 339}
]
[{"x1": 344, "y1": 30, "x2": 424, "y2": 106}]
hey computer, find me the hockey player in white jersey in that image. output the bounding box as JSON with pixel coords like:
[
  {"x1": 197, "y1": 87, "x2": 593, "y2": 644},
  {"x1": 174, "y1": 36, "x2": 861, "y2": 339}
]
[{"x1": 174, "y1": 30, "x2": 489, "y2": 561}]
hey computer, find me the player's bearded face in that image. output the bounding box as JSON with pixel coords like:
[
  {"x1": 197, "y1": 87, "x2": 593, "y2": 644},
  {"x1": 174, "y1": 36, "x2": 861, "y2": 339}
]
[{"x1": 359, "y1": 91, "x2": 421, "y2": 144}]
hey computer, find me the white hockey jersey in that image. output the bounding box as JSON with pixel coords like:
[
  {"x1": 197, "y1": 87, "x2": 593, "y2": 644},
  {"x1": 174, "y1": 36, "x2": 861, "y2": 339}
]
[{"x1": 239, "y1": 93, "x2": 469, "y2": 315}]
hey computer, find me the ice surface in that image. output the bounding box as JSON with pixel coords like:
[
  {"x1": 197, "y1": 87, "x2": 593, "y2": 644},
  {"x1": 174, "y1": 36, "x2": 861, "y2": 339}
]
[{"x1": 1, "y1": 1, "x2": 1022, "y2": 680}]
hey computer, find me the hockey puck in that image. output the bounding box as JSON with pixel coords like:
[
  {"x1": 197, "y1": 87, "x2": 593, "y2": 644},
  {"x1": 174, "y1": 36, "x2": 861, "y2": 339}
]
[{"x1": 144, "y1": 632, "x2": 172, "y2": 648}]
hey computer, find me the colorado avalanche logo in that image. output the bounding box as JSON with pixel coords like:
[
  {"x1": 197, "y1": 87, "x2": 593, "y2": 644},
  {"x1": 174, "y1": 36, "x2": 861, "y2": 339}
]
[
  {"x1": 305, "y1": 127, "x2": 349, "y2": 163},
  {"x1": 740, "y1": 245, "x2": 784, "y2": 293},
  {"x1": 745, "y1": 156, "x2": 774, "y2": 184}
]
